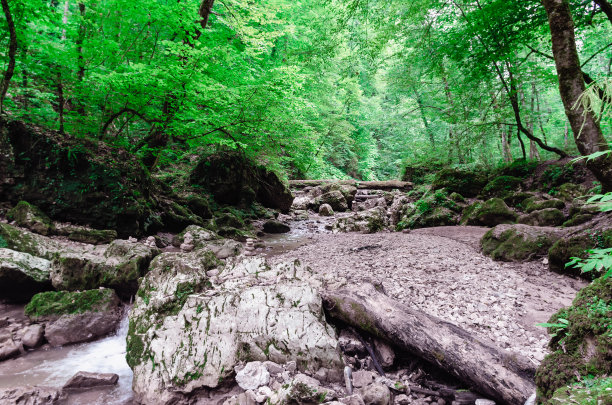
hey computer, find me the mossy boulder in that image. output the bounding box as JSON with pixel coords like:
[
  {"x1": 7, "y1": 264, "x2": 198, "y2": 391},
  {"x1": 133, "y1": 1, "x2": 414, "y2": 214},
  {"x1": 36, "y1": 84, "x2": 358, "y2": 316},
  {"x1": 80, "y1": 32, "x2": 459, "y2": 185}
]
[
  {"x1": 480, "y1": 176, "x2": 523, "y2": 198},
  {"x1": 398, "y1": 190, "x2": 460, "y2": 229},
  {"x1": 0, "y1": 223, "x2": 63, "y2": 259},
  {"x1": 263, "y1": 220, "x2": 290, "y2": 234},
  {"x1": 63, "y1": 227, "x2": 117, "y2": 245},
  {"x1": 190, "y1": 149, "x2": 293, "y2": 212},
  {"x1": 548, "y1": 226, "x2": 612, "y2": 279},
  {"x1": 316, "y1": 190, "x2": 348, "y2": 212},
  {"x1": 518, "y1": 208, "x2": 565, "y2": 227},
  {"x1": 503, "y1": 192, "x2": 537, "y2": 209},
  {"x1": 402, "y1": 162, "x2": 444, "y2": 184},
  {"x1": 524, "y1": 198, "x2": 565, "y2": 213},
  {"x1": 431, "y1": 168, "x2": 489, "y2": 197},
  {"x1": 461, "y1": 198, "x2": 518, "y2": 227},
  {"x1": 7, "y1": 201, "x2": 54, "y2": 236},
  {"x1": 172, "y1": 225, "x2": 220, "y2": 249},
  {"x1": 497, "y1": 159, "x2": 538, "y2": 179},
  {"x1": 481, "y1": 224, "x2": 564, "y2": 262},
  {"x1": 50, "y1": 240, "x2": 160, "y2": 298},
  {"x1": 548, "y1": 377, "x2": 612, "y2": 404},
  {"x1": 562, "y1": 214, "x2": 594, "y2": 227},
  {"x1": 0, "y1": 248, "x2": 53, "y2": 302},
  {"x1": 555, "y1": 183, "x2": 588, "y2": 202},
  {"x1": 535, "y1": 276, "x2": 612, "y2": 402},
  {"x1": 321, "y1": 183, "x2": 357, "y2": 208},
  {"x1": 214, "y1": 211, "x2": 246, "y2": 229},
  {"x1": 25, "y1": 288, "x2": 122, "y2": 347}
]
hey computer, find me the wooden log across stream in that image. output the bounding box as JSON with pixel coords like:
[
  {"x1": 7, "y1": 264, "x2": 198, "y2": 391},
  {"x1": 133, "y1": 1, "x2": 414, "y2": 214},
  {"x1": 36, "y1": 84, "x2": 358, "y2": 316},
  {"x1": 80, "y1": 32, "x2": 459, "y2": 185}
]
[
  {"x1": 289, "y1": 180, "x2": 413, "y2": 191},
  {"x1": 322, "y1": 284, "x2": 536, "y2": 405}
]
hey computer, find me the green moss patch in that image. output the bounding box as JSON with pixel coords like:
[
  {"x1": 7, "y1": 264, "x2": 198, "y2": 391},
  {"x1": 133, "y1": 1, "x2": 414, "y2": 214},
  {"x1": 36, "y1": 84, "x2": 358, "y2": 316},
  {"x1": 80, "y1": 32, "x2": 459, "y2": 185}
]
[
  {"x1": 25, "y1": 288, "x2": 117, "y2": 318},
  {"x1": 480, "y1": 176, "x2": 523, "y2": 198}
]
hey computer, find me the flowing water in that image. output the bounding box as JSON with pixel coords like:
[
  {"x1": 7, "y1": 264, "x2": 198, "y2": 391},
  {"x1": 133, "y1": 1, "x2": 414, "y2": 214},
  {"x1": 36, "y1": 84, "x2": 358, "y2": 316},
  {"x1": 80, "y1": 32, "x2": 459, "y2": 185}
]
[{"x1": 0, "y1": 310, "x2": 133, "y2": 404}]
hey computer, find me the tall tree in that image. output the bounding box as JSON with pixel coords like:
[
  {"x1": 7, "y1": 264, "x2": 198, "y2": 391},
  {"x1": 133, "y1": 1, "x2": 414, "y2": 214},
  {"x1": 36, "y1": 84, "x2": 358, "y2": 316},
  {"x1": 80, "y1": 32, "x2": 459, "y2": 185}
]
[
  {"x1": 0, "y1": 0, "x2": 16, "y2": 114},
  {"x1": 542, "y1": 0, "x2": 612, "y2": 191}
]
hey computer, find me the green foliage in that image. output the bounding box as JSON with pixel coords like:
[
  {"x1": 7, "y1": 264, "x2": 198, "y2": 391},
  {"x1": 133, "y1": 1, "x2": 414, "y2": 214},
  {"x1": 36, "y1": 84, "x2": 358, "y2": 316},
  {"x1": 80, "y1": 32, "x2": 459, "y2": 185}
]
[
  {"x1": 25, "y1": 289, "x2": 116, "y2": 318},
  {"x1": 0, "y1": 235, "x2": 7, "y2": 248},
  {"x1": 566, "y1": 248, "x2": 612, "y2": 279}
]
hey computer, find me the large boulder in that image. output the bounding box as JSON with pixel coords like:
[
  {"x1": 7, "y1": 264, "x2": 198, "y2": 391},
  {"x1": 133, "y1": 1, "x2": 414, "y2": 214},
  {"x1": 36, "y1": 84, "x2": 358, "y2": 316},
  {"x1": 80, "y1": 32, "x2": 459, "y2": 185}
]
[
  {"x1": 127, "y1": 256, "x2": 343, "y2": 404},
  {"x1": 25, "y1": 288, "x2": 122, "y2": 347},
  {"x1": 316, "y1": 191, "x2": 349, "y2": 212},
  {"x1": 321, "y1": 183, "x2": 357, "y2": 208},
  {"x1": 0, "y1": 386, "x2": 61, "y2": 404},
  {"x1": 0, "y1": 223, "x2": 63, "y2": 260},
  {"x1": 480, "y1": 176, "x2": 523, "y2": 199},
  {"x1": 461, "y1": 198, "x2": 518, "y2": 227},
  {"x1": 190, "y1": 149, "x2": 293, "y2": 212},
  {"x1": 431, "y1": 168, "x2": 489, "y2": 197},
  {"x1": 333, "y1": 207, "x2": 388, "y2": 233},
  {"x1": 548, "y1": 214, "x2": 612, "y2": 278},
  {"x1": 481, "y1": 224, "x2": 564, "y2": 262},
  {"x1": 535, "y1": 276, "x2": 611, "y2": 402},
  {"x1": 0, "y1": 248, "x2": 52, "y2": 302},
  {"x1": 524, "y1": 197, "x2": 565, "y2": 213},
  {"x1": 50, "y1": 240, "x2": 160, "y2": 298},
  {"x1": 7, "y1": 201, "x2": 54, "y2": 236},
  {"x1": 517, "y1": 208, "x2": 565, "y2": 227},
  {"x1": 398, "y1": 190, "x2": 461, "y2": 229},
  {"x1": 0, "y1": 120, "x2": 170, "y2": 237}
]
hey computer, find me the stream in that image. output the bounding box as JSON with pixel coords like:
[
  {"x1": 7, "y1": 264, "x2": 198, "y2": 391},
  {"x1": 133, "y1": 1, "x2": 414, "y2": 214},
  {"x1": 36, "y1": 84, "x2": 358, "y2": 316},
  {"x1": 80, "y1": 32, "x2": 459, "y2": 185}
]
[{"x1": 0, "y1": 311, "x2": 133, "y2": 404}]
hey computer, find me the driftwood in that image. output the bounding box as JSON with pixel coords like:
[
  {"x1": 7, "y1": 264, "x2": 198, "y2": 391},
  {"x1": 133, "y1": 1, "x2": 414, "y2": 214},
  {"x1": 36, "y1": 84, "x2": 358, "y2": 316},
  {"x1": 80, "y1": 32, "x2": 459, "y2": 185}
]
[
  {"x1": 322, "y1": 284, "x2": 536, "y2": 405},
  {"x1": 289, "y1": 179, "x2": 413, "y2": 191}
]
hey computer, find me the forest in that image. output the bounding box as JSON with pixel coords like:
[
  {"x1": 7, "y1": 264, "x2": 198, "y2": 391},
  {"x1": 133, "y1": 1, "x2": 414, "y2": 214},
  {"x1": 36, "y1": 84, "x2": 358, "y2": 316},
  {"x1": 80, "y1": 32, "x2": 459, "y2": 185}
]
[
  {"x1": 0, "y1": 1, "x2": 611, "y2": 405},
  {"x1": 0, "y1": 0, "x2": 610, "y2": 181}
]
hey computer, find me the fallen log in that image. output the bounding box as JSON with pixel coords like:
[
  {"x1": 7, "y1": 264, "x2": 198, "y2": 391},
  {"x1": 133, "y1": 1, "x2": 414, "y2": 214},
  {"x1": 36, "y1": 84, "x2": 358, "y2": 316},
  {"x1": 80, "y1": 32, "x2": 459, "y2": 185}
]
[
  {"x1": 322, "y1": 284, "x2": 536, "y2": 405},
  {"x1": 356, "y1": 180, "x2": 412, "y2": 191}
]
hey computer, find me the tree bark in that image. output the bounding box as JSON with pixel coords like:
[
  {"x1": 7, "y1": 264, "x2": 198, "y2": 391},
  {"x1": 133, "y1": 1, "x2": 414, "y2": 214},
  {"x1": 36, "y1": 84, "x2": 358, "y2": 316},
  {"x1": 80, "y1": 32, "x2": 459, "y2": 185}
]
[
  {"x1": 543, "y1": 0, "x2": 612, "y2": 192},
  {"x1": 594, "y1": 0, "x2": 612, "y2": 25},
  {"x1": 0, "y1": 0, "x2": 17, "y2": 114},
  {"x1": 322, "y1": 284, "x2": 536, "y2": 405}
]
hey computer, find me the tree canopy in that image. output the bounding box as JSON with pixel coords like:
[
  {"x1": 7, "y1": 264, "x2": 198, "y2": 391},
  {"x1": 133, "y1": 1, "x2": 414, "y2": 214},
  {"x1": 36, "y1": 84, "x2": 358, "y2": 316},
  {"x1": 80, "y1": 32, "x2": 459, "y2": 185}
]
[{"x1": 0, "y1": 0, "x2": 610, "y2": 181}]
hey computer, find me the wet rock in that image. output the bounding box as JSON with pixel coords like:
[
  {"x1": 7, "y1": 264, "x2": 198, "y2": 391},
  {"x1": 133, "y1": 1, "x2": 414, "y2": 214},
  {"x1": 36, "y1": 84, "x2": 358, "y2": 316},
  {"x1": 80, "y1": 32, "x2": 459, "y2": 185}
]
[
  {"x1": 481, "y1": 224, "x2": 563, "y2": 262},
  {"x1": 63, "y1": 371, "x2": 119, "y2": 390},
  {"x1": 20, "y1": 324, "x2": 44, "y2": 348},
  {"x1": 0, "y1": 248, "x2": 52, "y2": 302},
  {"x1": 7, "y1": 201, "x2": 54, "y2": 236},
  {"x1": 263, "y1": 220, "x2": 290, "y2": 234},
  {"x1": 359, "y1": 382, "x2": 390, "y2": 405},
  {"x1": 0, "y1": 330, "x2": 20, "y2": 360},
  {"x1": 319, "y1": 204, "x2": 335, "y2": 217},
  {"x1": 235, "y1": 361, "x2": 270, "y2": 390},
  {"x1": 373, "y1": 339, "x2": 394, "y2": 368},
  {"x1": 0, "y1": 385, "x2": 61, "y2": 404},
  {"x1": 517, "y1": 208, "x2": 565, "y2": 227},
  {"x1": 127, "y1": 257, "x2": 342, "y2": 404},
  {"x1": 25, "y1": 288, "x2": 121, "y2": 347}
]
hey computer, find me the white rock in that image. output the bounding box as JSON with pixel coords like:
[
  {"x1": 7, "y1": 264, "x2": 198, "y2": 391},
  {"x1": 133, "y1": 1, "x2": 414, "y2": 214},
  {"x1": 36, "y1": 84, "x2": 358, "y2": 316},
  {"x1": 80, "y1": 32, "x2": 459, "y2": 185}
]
[{"x1": 236, "y1": 362, "x2": 270, "y2": 390}]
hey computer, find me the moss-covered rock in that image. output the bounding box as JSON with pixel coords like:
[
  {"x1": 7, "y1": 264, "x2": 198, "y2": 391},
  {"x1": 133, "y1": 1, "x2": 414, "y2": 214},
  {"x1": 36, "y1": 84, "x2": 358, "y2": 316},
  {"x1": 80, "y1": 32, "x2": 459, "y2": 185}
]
[
  {"x1": 431, "y1": 168, "x2": 489, "y2": 197},
  {"x1": 449, "y1": 192, "x2": 465, "y2": 203},
  {"x1": 518, "y1": 208, "x2": 565, "y2": 227},
  {"x1": 316, "y1": 190, "x2": 348, "y2": 212},
  {"x1": 461, "y1": 198, "x2": 518, "y2": 227},
  {"x1": 481, "y1": 224, "x2": 564, "y2": 262},
  {"x1": 480, "y1": 176, "x2": 523, "y2": 198},
  {"x1": 263, "y1": 220, "x2": 290, "y2": 234},
  {"x1": 0, "y1": 248, "x2": 52, "y2": 302},
  {"x1": 25, "y1": 288, "x2": 118, "y2": 320},
  {"x1": 321, "y1": 183, "x2": 357, "y2": 208},
  {"x1": 65, "y1": 227, "x2": 117, "y2": 245},
  {"x1": 535, "y1": 277, "x2": 612, "y2": 402},
  {"x1": 25, "y1": 288, "x2": 122, "y2": 347},
  {"x1": 0, "y1": 223, "x2": 62, "y2": 259},
  {"x1": 503, "y1": 192, "x2": 537, "y2": 209},
  {"x1": 548, "y1": 227, "x2": 612, "y2": 279},
  {"x1": 7, "y1": 201, "x2": 54, "y2": 236},
  {"x1": 548, "y1": 377, "x2": 612, "y2": 404},
  {"x1": 50, "y1": 240, "x2": 160, "y2": 298},
  {"x1": 214, "y1": 211, "x2": 245, "y2": 229},
  {"x1": 398, "y1": 190, "x2": 460, "y2": 229},
  {"x1": 402, "y1": 162, "x2": 445, "y2": 184},
  {"x1": 555, "y1": 183, "x2": 588, "y2": 202},
  {"x1": 524, "y1": 198, "x2": 565, "y2": 213},
  {"x1": 498, "y1": 159, "x2": 538, "y2": 178},
  {"x1": 190, "y1": 149, "x2": 293, "y2": 212},
  {"x1": 562, "y1": 213, "x2": 594, "y2": 227}
]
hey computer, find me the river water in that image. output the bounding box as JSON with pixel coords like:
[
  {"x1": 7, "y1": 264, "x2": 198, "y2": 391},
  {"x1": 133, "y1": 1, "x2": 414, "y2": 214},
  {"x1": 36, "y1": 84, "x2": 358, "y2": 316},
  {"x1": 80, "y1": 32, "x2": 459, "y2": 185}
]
[{"x1": 0, "y1": 311, "x2": 133, "y2": 404}]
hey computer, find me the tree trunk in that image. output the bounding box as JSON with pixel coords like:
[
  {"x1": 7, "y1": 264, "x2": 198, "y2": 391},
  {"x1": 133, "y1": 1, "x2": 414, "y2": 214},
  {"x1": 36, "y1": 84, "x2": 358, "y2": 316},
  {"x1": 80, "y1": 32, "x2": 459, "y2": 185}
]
[
  {"x1": 502, "y1": 125, "x2": 513, "y2": 162},
  {"x1": 415, "y1": 90, "x2": 435, "y2": 147},
  {"x1": 542, "y1": 0, "x2": 612, "y2": 191},
  {"x1": 594, "y1": 0, "x2": 612, "y2": 25},
  {"x1": 0, "y1": 0, "x2": 17, "y2": 114},
  {"x1": 322, "y1": 284, "x2": 536, "y2": 405}
]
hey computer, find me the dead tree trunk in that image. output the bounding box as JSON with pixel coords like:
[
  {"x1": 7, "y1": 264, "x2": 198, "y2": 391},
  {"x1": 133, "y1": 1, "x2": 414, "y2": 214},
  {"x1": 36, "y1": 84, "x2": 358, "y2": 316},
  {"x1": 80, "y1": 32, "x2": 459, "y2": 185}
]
[
  {"x1": 0, "y1": 0, "x2": 17, "y2": 114},
  {"x1": 542, "y1": 0, "x2": 612, "y2": 191},
  {"x1": 323, "y1": 284, "x2": 536, "y2": 405}
]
